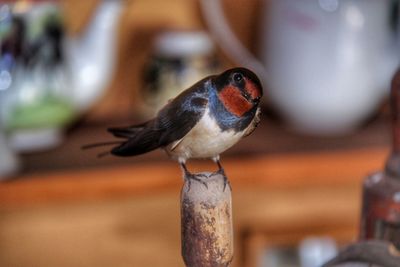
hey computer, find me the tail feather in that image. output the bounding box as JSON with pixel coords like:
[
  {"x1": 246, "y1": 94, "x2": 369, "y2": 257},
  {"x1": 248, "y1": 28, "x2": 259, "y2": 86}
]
[
  {"x1": 110, "y1": 129, "x2": 162, "y2": 157},
  {"x1": 82, "y1": 120, "x2": 162, "y2": 158},
  {"x1": 108, "y1": 121, "x2": 148, "y2": 138},
  {"x1": 81, "y1": 141, "x2": 124, "y2": 150}
]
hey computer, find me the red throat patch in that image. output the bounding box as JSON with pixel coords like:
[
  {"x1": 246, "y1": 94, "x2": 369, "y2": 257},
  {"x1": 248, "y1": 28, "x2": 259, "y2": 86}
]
[{"x1": 218, "y1": 85, "x2": 252, "y2": 117}]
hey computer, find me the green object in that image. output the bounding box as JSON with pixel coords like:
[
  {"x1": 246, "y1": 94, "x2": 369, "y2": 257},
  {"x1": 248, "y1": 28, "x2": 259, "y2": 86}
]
[{"x1": 6, "y1": 97, "x2": 75, "y2": 130}]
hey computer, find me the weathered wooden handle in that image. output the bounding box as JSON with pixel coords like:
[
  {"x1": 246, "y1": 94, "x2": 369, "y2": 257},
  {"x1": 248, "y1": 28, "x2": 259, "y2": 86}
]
[{"x1": 181, "y1": 172, "x2": 233, "y2": 267}]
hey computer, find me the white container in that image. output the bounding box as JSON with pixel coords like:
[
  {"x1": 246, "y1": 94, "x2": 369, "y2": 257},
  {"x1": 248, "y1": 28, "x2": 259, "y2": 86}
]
[{"x1": 201, "y1": 0, "x2": 399, "y2": 135}]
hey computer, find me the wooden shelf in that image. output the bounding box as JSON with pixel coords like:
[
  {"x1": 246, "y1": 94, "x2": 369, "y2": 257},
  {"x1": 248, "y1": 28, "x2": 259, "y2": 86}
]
[
  {"x1": 0, "y1": 146, "x2": 389, "y2": 267},
  {"x1": 0, "y1": 145, "x2": 389, "y2": 206}
]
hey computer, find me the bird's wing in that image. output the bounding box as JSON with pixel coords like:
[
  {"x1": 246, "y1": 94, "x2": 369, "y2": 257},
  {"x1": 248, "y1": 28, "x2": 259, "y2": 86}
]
[
  {"x1": 109, "y1": 81, "x2": 209, "y2": 157},
  {"x1": 155, "y1": 90, "x2": 208, "y2": 146}
]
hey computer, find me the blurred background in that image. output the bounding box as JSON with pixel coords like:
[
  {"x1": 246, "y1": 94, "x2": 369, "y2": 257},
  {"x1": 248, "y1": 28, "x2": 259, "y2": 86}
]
[{"x1": 0, "y1": 0, "x2": 398, "y2": 266}]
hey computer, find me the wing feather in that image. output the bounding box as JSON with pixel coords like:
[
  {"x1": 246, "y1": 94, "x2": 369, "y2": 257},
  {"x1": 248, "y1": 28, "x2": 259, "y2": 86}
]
[{"x1": 109, "y1": 79, "x2": 210, "y2": 157}]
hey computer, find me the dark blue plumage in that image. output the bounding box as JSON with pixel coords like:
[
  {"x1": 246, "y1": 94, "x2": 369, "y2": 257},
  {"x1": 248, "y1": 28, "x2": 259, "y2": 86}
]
[{"x1": 108, "y1": 77, "x2": 210, "y2": 156}]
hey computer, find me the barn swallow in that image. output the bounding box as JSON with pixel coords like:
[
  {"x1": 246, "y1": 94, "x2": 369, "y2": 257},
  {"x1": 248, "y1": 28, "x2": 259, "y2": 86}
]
[{"x1": 84, "y1": 67, "x2": 263, "y2": 190}]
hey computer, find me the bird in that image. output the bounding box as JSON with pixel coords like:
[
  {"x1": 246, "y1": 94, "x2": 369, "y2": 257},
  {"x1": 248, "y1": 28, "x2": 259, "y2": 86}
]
[{"x1": 83, "y1": 67, "x2": 263, "y2": 190}]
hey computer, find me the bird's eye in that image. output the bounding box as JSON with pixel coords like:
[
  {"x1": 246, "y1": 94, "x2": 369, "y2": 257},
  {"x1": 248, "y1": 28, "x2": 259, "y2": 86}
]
[{"x1": 233, "y1": 73, "x2": 243, "y2": 83}]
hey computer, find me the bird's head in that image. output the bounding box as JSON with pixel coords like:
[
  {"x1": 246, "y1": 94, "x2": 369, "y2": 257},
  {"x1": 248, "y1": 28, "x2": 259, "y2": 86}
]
[{"x1": 213, "y1": 67, "x2": 263, "y2": 117}]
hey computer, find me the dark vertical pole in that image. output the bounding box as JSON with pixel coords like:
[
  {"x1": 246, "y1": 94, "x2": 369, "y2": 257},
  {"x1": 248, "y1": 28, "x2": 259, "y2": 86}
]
[
  {"x1": 323, "y1": 70, "x2": 400, "y2": 266},
  {"x1": 387, "y1": 69, "x2": 400, "y2": 175},
  {"x1": 391, "y1": 69, "x2": 400, "y2": 154},
  {"x1": 181, "y1": 172, "x2": 233, "y2": 267}
]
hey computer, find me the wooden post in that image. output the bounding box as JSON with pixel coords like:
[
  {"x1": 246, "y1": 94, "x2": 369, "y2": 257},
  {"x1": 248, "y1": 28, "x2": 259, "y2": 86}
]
[{"x1": 181, "y1": 172, "x2": 233, "y2": 267}]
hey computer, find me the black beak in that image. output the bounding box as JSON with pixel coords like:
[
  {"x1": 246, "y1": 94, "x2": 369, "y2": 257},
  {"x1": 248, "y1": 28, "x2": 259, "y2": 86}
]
[
  {"x1": 242, "y1": 92, "x2": 261, "y2": 105},
  {"x1": 252, "y1": 96, "x2": 261, "y2": 104}
]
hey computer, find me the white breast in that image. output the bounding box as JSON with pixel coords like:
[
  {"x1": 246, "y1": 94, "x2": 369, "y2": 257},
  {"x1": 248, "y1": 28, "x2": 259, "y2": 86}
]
[{"x1": 165, "y1": 109, "x2": 245, "y2": 161}]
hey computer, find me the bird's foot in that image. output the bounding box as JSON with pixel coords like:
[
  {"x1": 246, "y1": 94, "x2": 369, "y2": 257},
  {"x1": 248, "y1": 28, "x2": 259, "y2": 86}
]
[
  {"x1": 184, "y1": 172, "x2": 208, "y2": 191},
  {"x1": 213, "y1": 168, "x2": 231, "y2": 192},
  {"x1": 180, "y1": 162, "x2": 208, "y2": 191}
]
